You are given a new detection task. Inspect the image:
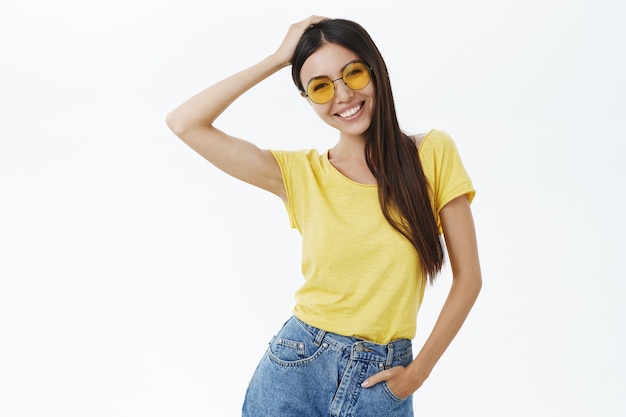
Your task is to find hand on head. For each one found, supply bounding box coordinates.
[274,15,329,67]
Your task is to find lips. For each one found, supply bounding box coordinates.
[336,102,363,118]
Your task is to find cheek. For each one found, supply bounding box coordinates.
[365,83,376,100]
[310,103,332,119]
[365,86,376,112]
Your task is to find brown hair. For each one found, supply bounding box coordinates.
[291,19,444,282]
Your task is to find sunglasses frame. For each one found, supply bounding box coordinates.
[303,60,373,104]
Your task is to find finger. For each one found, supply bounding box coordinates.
[361,369,392,388]
[307,15,329,23]
[301,15,329,29]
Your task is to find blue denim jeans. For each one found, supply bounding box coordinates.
[242,316,414,417]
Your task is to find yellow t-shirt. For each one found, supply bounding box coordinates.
[271,129,475,343]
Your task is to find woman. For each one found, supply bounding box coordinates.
[166,15,482,417]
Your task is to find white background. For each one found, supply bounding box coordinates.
[1,0,625,415]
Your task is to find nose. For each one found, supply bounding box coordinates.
[333,79,354,102]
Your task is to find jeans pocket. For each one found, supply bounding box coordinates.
[381,381,410,402]
[267,338,328,367]
[266,318,329,367]
[379,344,413,402]
[273,337,306,361]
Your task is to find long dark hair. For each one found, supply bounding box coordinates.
[291,19,444,283]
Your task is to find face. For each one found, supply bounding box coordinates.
[299,43,375,140]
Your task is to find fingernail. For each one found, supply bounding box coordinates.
[361,380,370,387]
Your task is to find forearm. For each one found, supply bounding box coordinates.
[407,273,482,385]
[166,53,287,135]
[166,16,326,137]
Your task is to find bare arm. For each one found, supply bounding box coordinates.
[165,16,327,200]
[362,195,482,397]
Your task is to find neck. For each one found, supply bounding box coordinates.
[331,133,366,160]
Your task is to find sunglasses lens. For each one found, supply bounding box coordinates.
[343,62,371,90]
[305,62,371,104]
[307,78,335,104]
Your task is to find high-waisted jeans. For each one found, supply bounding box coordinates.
[242,316,414,417]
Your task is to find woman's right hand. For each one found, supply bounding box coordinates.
[273,15,328,67]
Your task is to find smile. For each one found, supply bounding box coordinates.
[336,102,363,119]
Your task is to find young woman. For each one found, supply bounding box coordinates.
[167,15,482,417]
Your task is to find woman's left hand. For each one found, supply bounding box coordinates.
[361,196,482,401]
[361,366,422,399]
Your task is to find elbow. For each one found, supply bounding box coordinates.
[470,271,483,298]
[474,275,483,297]
[165,110,186,137]
[454,269,482,298]
[166,110,212,140]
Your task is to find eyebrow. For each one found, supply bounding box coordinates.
[306,60,363,83]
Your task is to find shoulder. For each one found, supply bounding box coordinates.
[413,129,467,178]
[408,129,454,156]
[270,148,324,173]
[412,129,456,149]
[410,132,428,149]
[271,148,322,162]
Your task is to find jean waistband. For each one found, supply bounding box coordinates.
[293,316,412,367]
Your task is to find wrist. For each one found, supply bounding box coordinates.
[406,360,431,388]
[266,52,291,70]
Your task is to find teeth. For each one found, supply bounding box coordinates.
[338,104,362,118]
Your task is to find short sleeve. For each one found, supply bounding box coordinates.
[419,130,475,232]
[270,150,298,229]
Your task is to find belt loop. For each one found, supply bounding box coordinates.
[313,329,326,347]
[385,342,394,369]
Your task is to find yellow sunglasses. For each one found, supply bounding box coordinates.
[303,61,373,104]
